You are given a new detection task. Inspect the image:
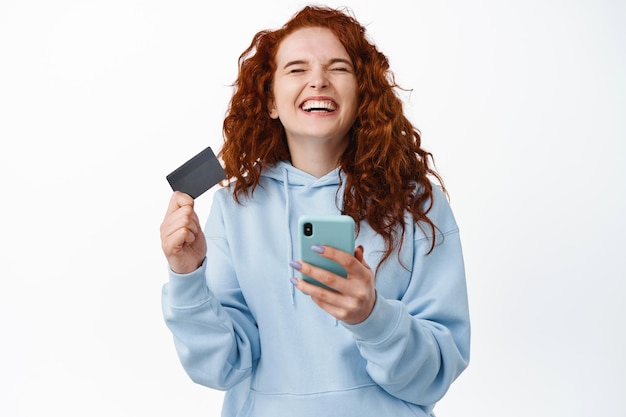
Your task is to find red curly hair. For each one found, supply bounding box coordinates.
[220,5,445,266]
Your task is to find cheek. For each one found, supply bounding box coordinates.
[345,89,359,117]
[273,90,296,112]
[342,79,359,107]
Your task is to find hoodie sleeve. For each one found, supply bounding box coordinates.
[161,197,260,390]
[342,190,470,406]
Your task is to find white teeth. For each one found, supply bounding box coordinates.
[301,100,336,112]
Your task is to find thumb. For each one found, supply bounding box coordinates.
[354,245,370,267]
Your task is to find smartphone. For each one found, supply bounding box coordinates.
[297,215,356,290]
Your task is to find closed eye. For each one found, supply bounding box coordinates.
[283,60,308,74]
[328,58,353,73]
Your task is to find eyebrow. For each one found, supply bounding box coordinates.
[282,58,353,70]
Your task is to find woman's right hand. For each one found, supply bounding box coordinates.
[160,191,207,274]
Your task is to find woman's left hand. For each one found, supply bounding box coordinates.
[291,245,376,325]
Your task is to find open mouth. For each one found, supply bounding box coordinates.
[301,100,337,113]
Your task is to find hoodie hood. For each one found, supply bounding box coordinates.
[261,161,343,188]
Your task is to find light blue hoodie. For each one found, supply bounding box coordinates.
[162,161,470,417]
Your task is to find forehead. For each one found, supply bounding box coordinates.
[275,27,350,63]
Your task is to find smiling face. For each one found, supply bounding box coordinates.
[269,26,359,151]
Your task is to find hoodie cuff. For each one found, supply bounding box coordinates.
[342,294,402,343]
[166,257,210,308]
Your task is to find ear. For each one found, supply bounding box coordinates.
[268,98,279,119]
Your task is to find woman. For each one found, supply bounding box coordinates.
[160,5,470,416]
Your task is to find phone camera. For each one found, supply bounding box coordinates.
[303,222,313,237]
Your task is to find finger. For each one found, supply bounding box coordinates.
[315,245,366,277]
[354,245,364,261]
[162,227,197,254]
[295,261,347,293]
[161,204,201,239]
[160,199,203,258]
[165,191,195,217]
[354,245,371,269]
[292,276,344,306]
[293,277,366,322]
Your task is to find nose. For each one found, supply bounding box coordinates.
[309,66,329,89]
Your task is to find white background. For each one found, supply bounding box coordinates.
[1,0,624,416]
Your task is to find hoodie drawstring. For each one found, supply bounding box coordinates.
[283,168,296,305]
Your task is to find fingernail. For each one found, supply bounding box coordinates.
[311,245,325,254]
[289,260,302,270]
[290,277,299,286]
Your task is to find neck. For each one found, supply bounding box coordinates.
[288,137,346,178]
